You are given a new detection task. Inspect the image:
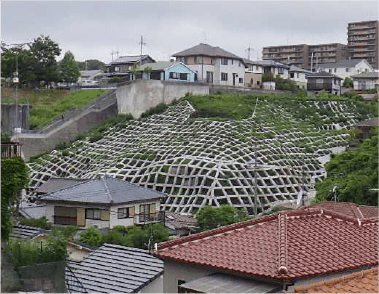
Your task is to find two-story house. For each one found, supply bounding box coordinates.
[254,60,290,79]
[316,59,373,80]
[105,55,156,78]
[289,65,312,90]
[40,176,165,229]
[172,43,246,86]
[307,71,342,95]
[351,71,379,91]
[243,58,264,88]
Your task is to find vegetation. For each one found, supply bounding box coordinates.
[197,205,249,231]
[18,216,52,230]
[140,102,168,118]
[77,59,105,71]
[59,51,80,84]
[1,157,29,241]
[8,237,67,267]
[79,223,169,249]
[343,77,352,88]
[315,127,378,205]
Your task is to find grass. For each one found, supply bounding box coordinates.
[1,87,105,129]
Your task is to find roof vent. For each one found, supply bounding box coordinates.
[278,266,288,275]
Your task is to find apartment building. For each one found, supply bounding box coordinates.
[347,20,379,69]
[262,43,347,70]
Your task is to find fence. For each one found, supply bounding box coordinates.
[1,142,22,158]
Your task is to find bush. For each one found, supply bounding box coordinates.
[89,131,103,143]
[79,226,103,246]
[343,77,352,88]
[262,72,275,82]
[140,103,168,118]
[18,216,52,230]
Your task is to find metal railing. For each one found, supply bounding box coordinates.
[134,211,165,225]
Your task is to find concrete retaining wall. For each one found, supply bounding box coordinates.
[1,103,29,133]
[116,80,209,118]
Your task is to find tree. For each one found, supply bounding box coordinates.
[315,127,378,206]
[28,35,61,87]
[197,204,249,232]
[262,72,275,82]
[78,226,102,245]
[77,59,105,71]
[1,157,29,241]
[59,51,80,84]
[343,77,352,88]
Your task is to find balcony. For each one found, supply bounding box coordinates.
[307,82,334,91]
[134,211,165,225]
[1,142,22,158]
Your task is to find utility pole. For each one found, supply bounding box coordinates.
[111,49,115,62]
[139,35,146,66]
[116,47,119,59]
[310,52,314,72]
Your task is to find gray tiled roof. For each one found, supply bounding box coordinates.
[289,65,312,74]
[254,60,290,68]
[308,71,342,79]
[109,55,155,65]
[35,177,89,194]
[40,177,164,205]
[242,58,264,66]
[66,243,164,293]
[19,202,47,219]
[351,71,379,79]
[10,224,45,239]
[172,43,244,62]
[317,59,367,69]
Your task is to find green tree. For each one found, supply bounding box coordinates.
[315,127,378,205]
[262,72,275,82]
[77,59,105,71]
[197,204,249,231]
[1,157,29,241]
[79,226,102,246]
[28,35,61,87]
[343,77,352,88]
[59,51,80,83]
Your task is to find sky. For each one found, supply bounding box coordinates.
[1,1,378,64]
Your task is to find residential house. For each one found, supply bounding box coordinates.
[152,202,378,293]
[289,65,312,90]
[349,117,378,141]
[10,223,45,239]
[66,243,164,293]
[34,177,89,198]
[254,60,290,79]
[243,58,264,88]
[290,267,378,293]
[316,59,373,80]
[172,43,246,86]
[165,212,198,237]
[307,71,342,95]
[135,61,196,82]
[351,71,379,90]
[78,70,104,86]
[105,55,156,78]
[39,176,165,229]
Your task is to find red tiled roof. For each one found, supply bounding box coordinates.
[153,206,378,281]
[291,266,378,293]
[306,201,378,220]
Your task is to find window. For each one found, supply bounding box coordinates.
[194,56,201,64]
[169,72,180,79]
[239,78,243,83]
[221,72,228,81]
[290,73,295,78]
[221,58,228,65]
[346,68,350,72]
[334,68,337,73]
[278,68,284,74]
[115,66,120,72]
[329,69,332,73]
[180,73,188,80]
[118,207,129,219]
[297,73,300,78]
[316,78,324,84]
[86,208,101,220]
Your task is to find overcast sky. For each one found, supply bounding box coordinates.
[2,1,378,64]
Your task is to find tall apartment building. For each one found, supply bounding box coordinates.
[262,43,347,70]
[347,20,379,69]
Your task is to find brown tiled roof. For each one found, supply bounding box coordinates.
[353,117,378,127]
[153,206,378,281]
[292,266,378,293]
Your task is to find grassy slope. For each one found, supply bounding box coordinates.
[1,87,105,129]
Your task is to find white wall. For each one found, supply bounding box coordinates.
[319,61,373,80]
[139,274,163,293]
[353,79,378,90]
[271,67,289,79]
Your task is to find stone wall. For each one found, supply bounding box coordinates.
[116,80,209,118]
[1,103,29,133]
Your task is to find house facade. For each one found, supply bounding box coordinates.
[153,202,378,293]
[136,61,196,82]
[255,60,290,79]
[172,43,246,86]
[243,58,264,88]
[289,65,312,90]
[105,55,156,78]
[351,71,379,90]
[40,177,165,229]
[316,59,374,80]
[307,71,342,95]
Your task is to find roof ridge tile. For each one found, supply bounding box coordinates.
[278,213,288,275]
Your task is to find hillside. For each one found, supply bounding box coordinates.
[27,92,376,215]
[1,88,105,129]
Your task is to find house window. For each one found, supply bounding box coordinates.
[297,73,300,78]
[316,78,324,84]
[334,68,337,73]
[86,208,101,220]
[115,66,120,72]
[221,73,228,81]
[118,207,130,219]
[221,58,228,65]
[290,73,295,78]
[239,78,243,83]
[278,68,284,74]
[346,68,350,72]
[329,69,332,73]
[180,73,188,80]
[169,72,180,79]
[194,56,201,64]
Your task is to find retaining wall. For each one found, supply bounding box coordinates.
[1,103,29,133]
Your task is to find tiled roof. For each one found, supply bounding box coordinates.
[351,71,379,79]
[289,65,312,74]
[254,60,290,68]
[153,206,378,281]
[136,61,196,73]
[108,55,155,65]
[19,202,47,219]
[292,266,378,293]
[172,43,244,62]
[66,243,163,293]
[308,71,342,79]
[35,177,88,194]
[317,59,366,69]
[165,212,198,230]
[10,224,45,239]
[40,177,165,205]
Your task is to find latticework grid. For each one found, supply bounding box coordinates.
[27,98,371,215]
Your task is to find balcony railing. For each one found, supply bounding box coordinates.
[307,82,334,91]
[1,142,22,158]
[134,211,165,225]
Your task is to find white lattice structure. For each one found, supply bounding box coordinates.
[27,98,371,215]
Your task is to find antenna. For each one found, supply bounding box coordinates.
[202,31,207,44]
[116,47,119,59]
[139,35,146,65]
[111,49,115,62]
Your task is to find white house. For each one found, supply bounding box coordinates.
[172,43,246,87]
[289,65,312,90]
[39,176,165,229]
[316,59,373,80]
[351,71,379,91]
[254,60,290,79]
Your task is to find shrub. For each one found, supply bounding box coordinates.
[89,131,103,143]
[18,216,52,230]
[79,226,102,246]
[343,77,352,88]
[262,72,275,82]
